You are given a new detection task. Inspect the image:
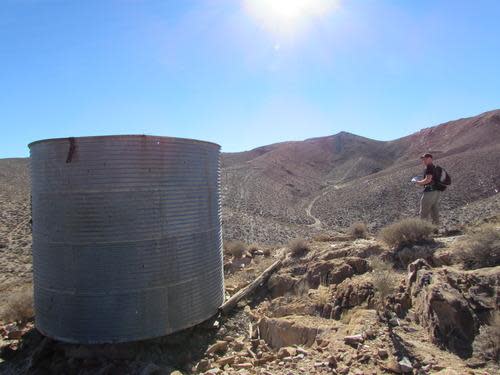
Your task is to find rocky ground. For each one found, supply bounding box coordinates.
[0,158,32,308]
[1,219,498,374]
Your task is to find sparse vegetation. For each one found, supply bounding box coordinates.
[314,276,330,306]
[369,257,393,273]
[349,222,369,239]
[248,243,259,254]
[369,258,396,309]
[316,285,330,306]
[288,237,310,257]
[224,240,248,258]
[379,218,435,249]
[473,310,500,363]
[0,286,34,323]
[454,224,500,269]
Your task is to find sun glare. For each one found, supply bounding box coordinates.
[244,0,338,38]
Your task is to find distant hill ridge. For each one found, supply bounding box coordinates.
[221,109,500,242]
[0,109,499,244]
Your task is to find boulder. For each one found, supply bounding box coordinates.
[267,274,299,298]
[408,267,476,357]
[407,264,500,358]
[277,346,297,358]
[205,341,228,355]
[258,316,324,348]
[307,257,369,288]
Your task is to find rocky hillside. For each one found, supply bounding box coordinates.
[222,110,500,243]
[2,220,499,374]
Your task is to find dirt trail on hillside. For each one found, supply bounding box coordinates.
[306,184,345,229]
[306,194,322,229]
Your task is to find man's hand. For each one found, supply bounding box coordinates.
[416,174,433,186]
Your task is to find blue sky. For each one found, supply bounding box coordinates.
[1,0,499,157]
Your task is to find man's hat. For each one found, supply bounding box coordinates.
[420,153,433,159]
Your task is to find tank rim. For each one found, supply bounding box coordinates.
[28,134,220,149]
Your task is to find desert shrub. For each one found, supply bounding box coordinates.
[316,285,330,306]
[288,238,310,257]
[372,272,395,307]
[454,225,500,269]
[349,222,369,239]
[369,258,396,308]
[224,240,247,258]
[380,218,435,249]
[473,310,500,363]
[369,257,393,272]
[248,243,259,254]
[0,287,34,323]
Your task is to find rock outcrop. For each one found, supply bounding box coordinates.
[407,259,499,358]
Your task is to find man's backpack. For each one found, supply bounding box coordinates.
[434,166,451,191]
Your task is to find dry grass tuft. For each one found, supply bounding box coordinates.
[316,285,330,306]
[0,286,34,323]
[224,240,248,258]
[370,257,392,273]
[473,310,500,363]
[288,238,310,258]
[379,218,435,249]
[349,222,369,239]
[454,225,500,269]
[369,258,396,309]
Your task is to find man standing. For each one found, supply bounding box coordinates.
[415,153,441,226]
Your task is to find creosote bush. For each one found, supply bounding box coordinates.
[288,238,310,258]
[349,222,369,239]
[454,225,500,269]
[379,218,435,249]
[473,310,500,363]
[224,240,247,258]
[0,286,34,323]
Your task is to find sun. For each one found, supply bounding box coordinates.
[243,0,338,39]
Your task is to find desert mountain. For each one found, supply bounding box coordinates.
[222,110,500,242]
[0,110,498,248]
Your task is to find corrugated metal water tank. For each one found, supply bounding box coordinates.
[29,135,224,344]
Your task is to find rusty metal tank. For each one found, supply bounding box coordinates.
[29,135,223,343]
